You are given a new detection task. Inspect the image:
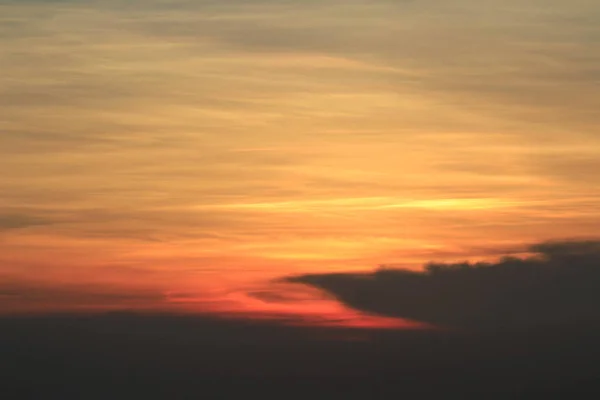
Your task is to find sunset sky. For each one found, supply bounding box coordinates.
[1,0,599,323]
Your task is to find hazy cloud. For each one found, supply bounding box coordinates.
[0,279,165,312]
[0,213,51,231]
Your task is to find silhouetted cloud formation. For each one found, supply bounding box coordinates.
[286,239,600,331]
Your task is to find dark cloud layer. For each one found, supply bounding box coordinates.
[3,311,600,397]
[286,239,600,331]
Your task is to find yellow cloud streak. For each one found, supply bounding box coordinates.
[195,197,517,212]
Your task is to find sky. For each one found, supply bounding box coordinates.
[1,0,599,323]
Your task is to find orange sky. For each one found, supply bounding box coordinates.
[1,0,599,326]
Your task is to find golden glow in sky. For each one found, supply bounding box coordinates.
[1,0,599,325]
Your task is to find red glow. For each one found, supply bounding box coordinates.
[166,282,428,329]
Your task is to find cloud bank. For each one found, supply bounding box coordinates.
[286,239,600,331]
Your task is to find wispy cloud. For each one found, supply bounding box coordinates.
[0,0,598,309]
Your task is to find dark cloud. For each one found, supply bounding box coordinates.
[286,239,600,331]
